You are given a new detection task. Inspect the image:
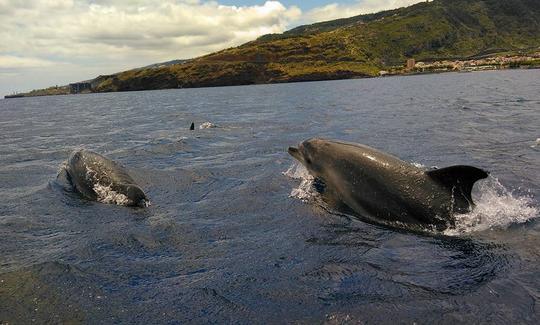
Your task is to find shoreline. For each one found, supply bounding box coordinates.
[4,61,539,99]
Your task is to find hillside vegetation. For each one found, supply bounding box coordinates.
[17,0,540,95]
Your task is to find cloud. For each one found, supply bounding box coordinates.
[304,0,425,23]
[0,55,55,69]
[0,1,301,68]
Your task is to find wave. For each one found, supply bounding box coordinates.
[444,177,538,235]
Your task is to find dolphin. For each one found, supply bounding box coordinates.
[288,138,489,230]
[66,149,148,207]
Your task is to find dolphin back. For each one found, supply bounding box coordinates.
[426,165,489,213]
[66,149,148,207]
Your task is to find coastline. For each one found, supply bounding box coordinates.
[4,55,539,99]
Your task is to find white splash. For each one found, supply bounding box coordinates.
[411,162,440,170]
[93,183,130,206]
[444,177,538,236]
[86,165,130,206]
[199,122,217,129]
[283,162,318,202]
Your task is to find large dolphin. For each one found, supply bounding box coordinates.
[66,149,148,207]
[288,138,489,230]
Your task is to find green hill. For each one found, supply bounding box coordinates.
[14,0,540,95]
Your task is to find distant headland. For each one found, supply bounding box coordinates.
[6,0,540,99]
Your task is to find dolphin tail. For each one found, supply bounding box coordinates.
[426,165,489,210]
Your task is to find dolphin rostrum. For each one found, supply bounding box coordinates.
[288,138,488,230]
[66,149,148,207]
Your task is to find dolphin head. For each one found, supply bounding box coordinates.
[125,184,149,207]
[288,138,328,175]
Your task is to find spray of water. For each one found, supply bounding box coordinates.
[92,183,130,206]
[199,122,217,129]
[444,177,538,235]
[282,162,318,202]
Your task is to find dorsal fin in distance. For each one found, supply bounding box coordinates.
[426,165,489,203]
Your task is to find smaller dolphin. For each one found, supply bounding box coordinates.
[66,150,148,207]
[288,138,489,230]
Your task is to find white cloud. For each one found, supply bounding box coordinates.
[0,55,55,69]
[0,1,301,68]
[304,0,425,23]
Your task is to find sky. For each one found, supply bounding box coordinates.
[0,0,424,96]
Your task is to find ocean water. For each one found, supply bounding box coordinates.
[0,70,539,323]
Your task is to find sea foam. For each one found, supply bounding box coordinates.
[444,177,538,235]
[92,183,130,206]
[283,162,318,202]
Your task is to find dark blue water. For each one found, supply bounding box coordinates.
[1,70,539,324]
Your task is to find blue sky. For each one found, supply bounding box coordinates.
[0,0,423,96]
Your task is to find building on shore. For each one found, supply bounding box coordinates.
[406,58,416,70]
[69,82,92,94]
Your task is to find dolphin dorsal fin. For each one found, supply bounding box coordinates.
[426,165,489,204]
